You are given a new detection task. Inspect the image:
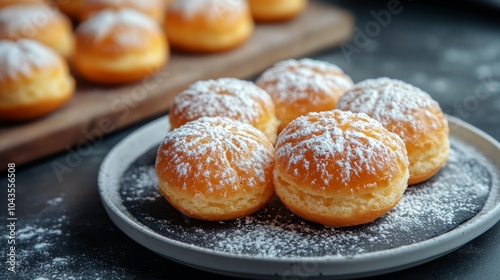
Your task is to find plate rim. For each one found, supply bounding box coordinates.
[98,115,500,279]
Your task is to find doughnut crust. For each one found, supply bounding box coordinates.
[53,0,84,19]
[273,110,409,227]
[155,116,275,221]
[165,0,254,53]
[0,4,75,58]
[72,8,168,84]
[0,39,75,121]
[248,0,307,22]
[336,77,450,185]
[256,58,354,132]
[78,0,165,23]
[0,0,46,8]
[169,77,280,144]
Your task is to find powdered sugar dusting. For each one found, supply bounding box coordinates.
[156,117,273,192]
[120,133,497,258]
[0,39,60,81]
[0,5,60,35]
[171,78,274,126]
[76,9,160,47]
[169,0,248,20]
[256,58,354,106]
[275,110,408,187]
[336,77,447,139]
[1,193,144,279]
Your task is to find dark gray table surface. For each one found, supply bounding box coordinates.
[1,0,499,279]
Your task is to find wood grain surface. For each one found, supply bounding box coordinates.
[0,1,354,169]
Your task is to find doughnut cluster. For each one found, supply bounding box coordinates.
[156,58,450,228]
[0,0,309,121]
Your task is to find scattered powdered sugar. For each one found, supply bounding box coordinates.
[0,39,60,81]
[76,9,160,47]
[275,110,408,187]
[0,5,61,35]
[1,194,71,278]
[121,165,161,201]
[336,77,447,139]
[120,134,497,258]
[47,197,64,206]
[0,192,141,279]
[256,58,354,106]
[170,78,274,126]
[156,116,273,192]
[169,0,248,20]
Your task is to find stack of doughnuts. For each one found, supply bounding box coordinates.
[0,0,312,121]
[155,59,451,228]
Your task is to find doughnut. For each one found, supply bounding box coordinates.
[0,39,75,121]
[78,0,165,23]
[0,4,75,58]
[0,0,47,9]
[273,110,409,228]
[256,58,354,132]
[165,0,254,53]
[335,77,450,185]
[155,116,275,221]
[52,0,84,19]
[248,0,308,22]
[169,77,280,144]
[72,8,169,84]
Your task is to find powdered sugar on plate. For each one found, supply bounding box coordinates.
[119,135,497,257]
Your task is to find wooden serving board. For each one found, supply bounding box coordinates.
[0,1,354,169]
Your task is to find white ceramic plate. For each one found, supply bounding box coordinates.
[98,115,500,279]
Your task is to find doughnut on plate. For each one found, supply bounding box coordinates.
[98,114,500,279]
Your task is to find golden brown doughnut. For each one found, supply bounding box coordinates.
[165,0,254,53]
[155,116,275,221]
[72,8,168,84]
[52,0,84,19]
[273,110,409,228]
[0,0,47,9]
[0,39,75,121]
[79,0,165,23]
[248,0,308,22]
[256,58,354,132]
[169,77,280,144]
[335,77,450,185]
[0,4,75,58]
